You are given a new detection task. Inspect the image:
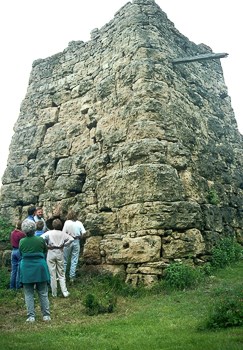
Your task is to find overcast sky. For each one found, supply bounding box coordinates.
[0,0,242,184]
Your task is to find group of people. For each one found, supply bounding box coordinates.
[10,206,86,323]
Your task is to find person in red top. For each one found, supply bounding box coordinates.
[10,221,26,289]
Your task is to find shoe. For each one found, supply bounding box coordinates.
[43,316,51,322]
[63,291,70,298]
[26,317,35,322]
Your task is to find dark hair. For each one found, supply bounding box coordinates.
[28,206,36,216]
[36,221,44,230]
[66,210,78,221]
[52,219,63,230]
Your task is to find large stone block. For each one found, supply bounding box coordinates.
[97,164,185,208]
[117,201,202,231]
[83,236,102,265]
[100,234,161,263]
[162,229,206,258]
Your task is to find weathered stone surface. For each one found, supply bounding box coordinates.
[126,261,169,275]
[39,107,59,126]
[126,273,159,287]
[117,201,202,231]
[162,229,206,258]
[0,0,242,283]
[97,164,185,209]
[80,263,125,276]
[100,234,161,264]
[83,236,102,265]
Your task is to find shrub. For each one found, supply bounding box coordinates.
[0,217,14,241]
[78,270,140,297]
[205,286,243,329]
[163,262,204,290]
[207,188,219,205]
[83,293,117,316]
[0,267,10,290]
[199,262,213,276]
[81,272,144,316]
[96,272,142,297]
[211,237,243,269]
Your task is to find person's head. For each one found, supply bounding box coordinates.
[52,219,63,230]
[21,220,36,237]
[36,221,44,231]
[15,220,22,230]
[36,207,43,218]
[66,210,78,221]
[27,206,36,217]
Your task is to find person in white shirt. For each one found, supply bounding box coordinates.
[34,207,48,232]
[42,219,74,297]
[63,210,86,282]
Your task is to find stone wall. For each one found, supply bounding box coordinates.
[0,0,242,285]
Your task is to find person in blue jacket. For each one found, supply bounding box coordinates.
[19,219,51,323]
[26,206,36,222]
[35,221,45,237]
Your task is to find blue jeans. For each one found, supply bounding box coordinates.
[64,239,80,279]
[23,282,50,318]
[10,248,21,289]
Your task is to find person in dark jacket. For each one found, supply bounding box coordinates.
[19,219,51,322]
[26,206,36,222]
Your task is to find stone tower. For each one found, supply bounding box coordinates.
[1,0,242,284]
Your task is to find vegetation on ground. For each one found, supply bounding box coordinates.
[0,235,243,349]
[0,263,243,349]
[204,284,243,329]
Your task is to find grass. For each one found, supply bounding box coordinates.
[0,263,243,350]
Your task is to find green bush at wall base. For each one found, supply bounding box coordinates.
[163,262,204,290]
[211,236,243,269]
[0,217,14,241]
